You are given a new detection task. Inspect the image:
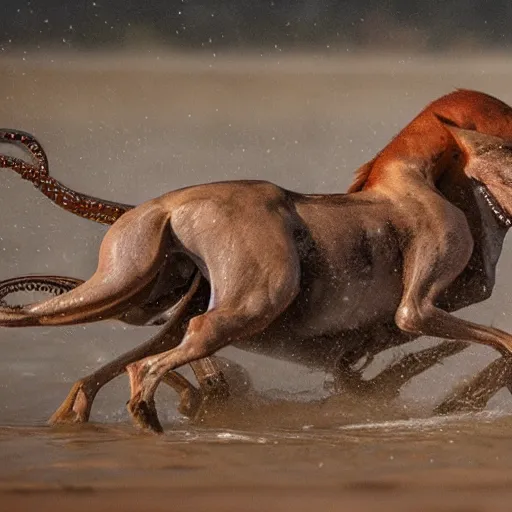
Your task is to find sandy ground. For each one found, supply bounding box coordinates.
[2,51,512,510]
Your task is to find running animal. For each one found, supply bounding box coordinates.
[3,91,512,432]
[0,126,464,424]
[3,89,512,430]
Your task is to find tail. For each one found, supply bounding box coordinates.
[0,129,134,225]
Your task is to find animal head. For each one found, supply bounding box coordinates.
[436,114,512,228]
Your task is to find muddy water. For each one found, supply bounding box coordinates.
[3,410,512,511]
[2,52,512,509]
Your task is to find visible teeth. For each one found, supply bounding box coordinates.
[477,184,512,227]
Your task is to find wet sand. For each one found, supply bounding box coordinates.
[3,51,512,510]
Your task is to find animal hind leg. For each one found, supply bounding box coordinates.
[0,204,170,326]
[126,246,301,432]
[48,335,238,424]
[40,270,198,424]
[49,349,233,424]
[126,308,284,433]
[0,272,240,423]
[49,320,188,424]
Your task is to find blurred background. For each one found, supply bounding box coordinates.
[0,0,512,425]
[2,0,512,52]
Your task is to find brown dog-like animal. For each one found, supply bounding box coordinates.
[0,127,453,423]
[3,90,512,433]
[4,89,512,426]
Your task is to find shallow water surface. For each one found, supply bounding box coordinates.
[3,411,512,511]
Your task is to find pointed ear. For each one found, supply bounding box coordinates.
[434,113,506,156]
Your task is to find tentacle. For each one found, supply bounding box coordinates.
[0,153,130,224]
[0,272,196,327]
[0,275,84,307]
[0,129,133,224]
[0,128,49,170]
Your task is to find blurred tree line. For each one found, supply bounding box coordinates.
[1,0,510,51]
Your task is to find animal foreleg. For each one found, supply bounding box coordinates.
[434,357,512,415]
[368,341,469,399]
[394,218,512,399]
[332,338,468,401]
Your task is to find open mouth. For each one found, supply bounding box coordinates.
[472,179,512,228]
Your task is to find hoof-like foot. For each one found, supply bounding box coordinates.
[160,370,202,419]
[330,369,377,397]
[191,373,232,422]
[176,387,202,418]
[127,397,163,434]
[190,359,254,422]
[202,372,230,403]
[127,361,163,433]
[48,381,93,425]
